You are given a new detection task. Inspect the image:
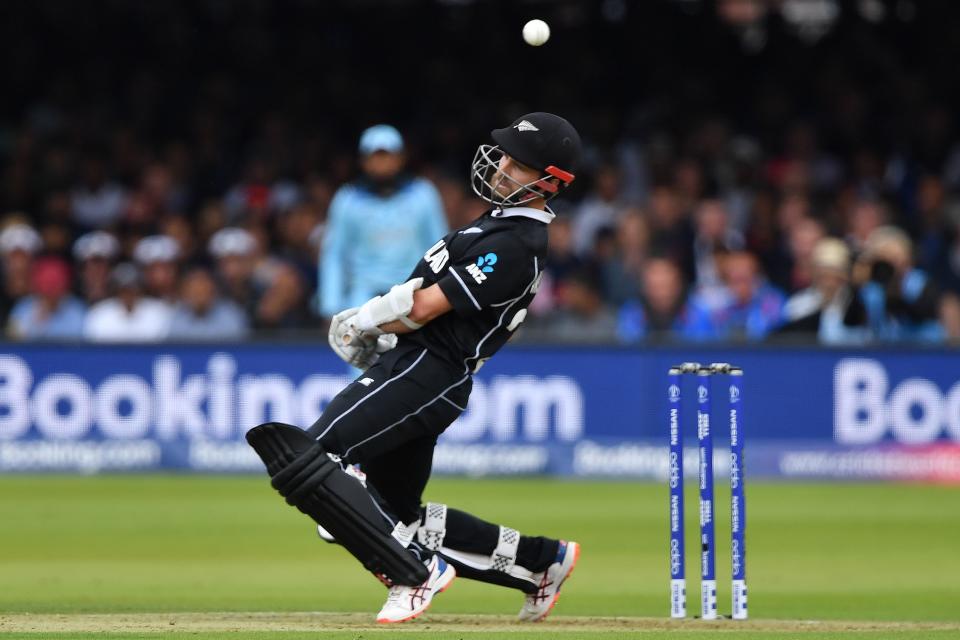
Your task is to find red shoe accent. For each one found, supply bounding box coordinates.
[375,571,456,624]
[532,542,580,622]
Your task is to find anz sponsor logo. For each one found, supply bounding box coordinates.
[465,253,497,284]
[0,355,584,444]
[834,358,960,445]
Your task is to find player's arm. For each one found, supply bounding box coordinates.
[347,276,447,338]
[378,283,452,334]
[328,277,439,368]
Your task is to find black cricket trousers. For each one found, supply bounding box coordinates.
[306,344,471,525]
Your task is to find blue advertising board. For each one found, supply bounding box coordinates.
[0,344,958,481]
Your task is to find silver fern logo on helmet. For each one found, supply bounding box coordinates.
[513,120,539,132]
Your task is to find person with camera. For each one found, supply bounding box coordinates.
[852,226,943,342]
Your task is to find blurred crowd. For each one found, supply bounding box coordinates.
[2,0,960,345]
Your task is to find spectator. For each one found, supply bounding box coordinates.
[276,203,323,296]
[617,257,690,341]
[852,226,943,342]
[783,217,826,293]
[0,222,43,325]
[160,215,199,264]
[70,155,127,229]
[683,251,785,341]
[168,267,249,341]
[910,175,949,270]
[138,163,189,220]
[533,216,583,317]
[8,257,86,340]
[941,292,960,344]
[646,185,693,278]
[37,190,75,257]
[224,158,301,222]
[533,267,619,342]
[573,163,625,254]
[845,198,887,254]
[779,238,868,344]
[319,124,447,317]
[133,235,180,302]
[602,209,648,307]
[84,263,172,342]
[73,231,119,305]
[931,216,960,295]
[209,227,305,329]
[691,198,745,307]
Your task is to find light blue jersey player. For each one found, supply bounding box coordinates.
[319,125,448,317]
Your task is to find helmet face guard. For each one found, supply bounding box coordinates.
[470,144,575,207]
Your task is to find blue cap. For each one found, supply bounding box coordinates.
[358,124,404,155]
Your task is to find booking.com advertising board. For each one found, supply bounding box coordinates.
[0,344,959,482]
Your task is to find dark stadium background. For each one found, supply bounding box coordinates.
[3,0,960,342]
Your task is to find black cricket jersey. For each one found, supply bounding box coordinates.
[397,206,551,374]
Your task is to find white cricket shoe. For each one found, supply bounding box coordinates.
[376,555,456,624]
[518,540,580,622]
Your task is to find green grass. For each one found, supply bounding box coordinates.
[0,476,959,639]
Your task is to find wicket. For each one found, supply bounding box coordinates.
[667,362,747,620]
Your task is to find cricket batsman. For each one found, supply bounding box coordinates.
[247,113,582,623]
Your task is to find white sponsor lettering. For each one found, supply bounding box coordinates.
[700,499,712,526]
[424,239,449,273]
[0,355,32,440]
[465,262,487,284]
[697,411,710,439]
[572,442,730,479]
[486,375,583,442]
[188,441,263,471]
[443,376,584,443]
[32,374,92,440]
[669,451,681,488]
[0,355,586,446]
[0,440,160,473]
[432,443,548,475]
[834,358,960,445]
[779,447,960,478]
[96,375,152,439]
[670,537,682,575]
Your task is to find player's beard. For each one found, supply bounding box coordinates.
[366,172,404,195]
[471,144,532,206]
[488,164,525,200]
